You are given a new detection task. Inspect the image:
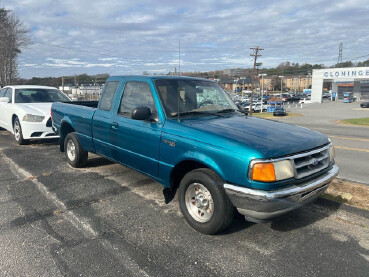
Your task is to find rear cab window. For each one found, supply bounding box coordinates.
[99,81,119,111]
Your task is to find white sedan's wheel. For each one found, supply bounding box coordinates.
[14,120,21,141]
[13,117,28,145]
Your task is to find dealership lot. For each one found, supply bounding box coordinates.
[0,127,368,276]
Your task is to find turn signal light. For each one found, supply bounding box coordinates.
[251,162,276,182]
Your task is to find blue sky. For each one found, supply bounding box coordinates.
[3,0,369,78]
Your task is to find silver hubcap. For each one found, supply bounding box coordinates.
[14,121,20,141]
[185,183,214,223]
[66,139,76,161]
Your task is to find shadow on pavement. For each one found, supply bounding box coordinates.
[221,198,342,234]
[85,156,115,168]
[270,198,341,232]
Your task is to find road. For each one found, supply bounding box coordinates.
[0,129,368,276]
[284,101,369,184]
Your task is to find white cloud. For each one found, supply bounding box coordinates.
[4,0,369,78]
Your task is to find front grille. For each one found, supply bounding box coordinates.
[46,117,52,127]
[292,146,330,179]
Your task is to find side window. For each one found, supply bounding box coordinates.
[118,82,156,116]
[0,88,6,97]
[4,88,12,102]
[99,81,119,111]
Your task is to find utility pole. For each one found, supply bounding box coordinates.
[249,46,263,115]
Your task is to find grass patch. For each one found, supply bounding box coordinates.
[340,117,369,126]
[324,178,369,210]
[251,112,303,118]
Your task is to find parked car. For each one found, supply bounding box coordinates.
[273,107,287,116]
[360,102,369,108]
[299,98,312,104]
[0,85,70,144]
[52,76,338,235]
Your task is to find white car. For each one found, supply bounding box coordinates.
[299,98,312,104]
[0,85,71,144]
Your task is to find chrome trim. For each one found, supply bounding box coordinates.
[224,165,338,221]
[248,143,332,180]
[226,164,338,201]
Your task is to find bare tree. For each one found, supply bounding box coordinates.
[0,7,30,87]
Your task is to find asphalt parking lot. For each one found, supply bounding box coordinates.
[282,100,369,184]
[0,127,368,276]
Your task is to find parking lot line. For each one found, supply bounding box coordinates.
[335,146,369,153]
[329,135,369,142]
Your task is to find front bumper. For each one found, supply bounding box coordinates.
[21,120,59,140]
[224,165,339,222]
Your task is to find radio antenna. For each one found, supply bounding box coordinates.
[177,41,181,122]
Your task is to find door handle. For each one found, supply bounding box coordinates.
[111,122,119,130]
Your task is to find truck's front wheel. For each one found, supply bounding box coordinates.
[178,169,234,235]
[64,132,88,168]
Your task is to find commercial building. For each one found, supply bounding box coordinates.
[284,76,312,92]
[311,67,369,102]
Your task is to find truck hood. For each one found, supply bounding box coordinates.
[16,103,52,116]
[180,115,329,158]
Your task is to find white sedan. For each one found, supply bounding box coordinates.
[0,85,71,144]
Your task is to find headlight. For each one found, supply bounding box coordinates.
[250,160,294,182]
[328,145,335,162]
[23,114,45,122]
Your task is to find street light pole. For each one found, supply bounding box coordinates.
[279,75,284,95]
[259,73,267,113]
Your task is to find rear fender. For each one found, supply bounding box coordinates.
[59,118,75,152]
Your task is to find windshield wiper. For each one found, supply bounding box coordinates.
[217,108,237,113]
[172,111,224,118]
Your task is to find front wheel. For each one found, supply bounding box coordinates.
[178,169,234,235]
[13,117,28,145]
[64,132,88,168]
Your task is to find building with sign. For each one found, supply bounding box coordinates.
[311,67,369,102]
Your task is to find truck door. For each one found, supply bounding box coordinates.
[92,81,120,158]
[109,81,162,178]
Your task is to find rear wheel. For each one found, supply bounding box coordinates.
[64,132,88,167]
[178,169,234,235]
[13,117,28,145]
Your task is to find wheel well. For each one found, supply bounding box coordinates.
[170,160,209,191]
[59,122,75,152]
[12,114,18,128]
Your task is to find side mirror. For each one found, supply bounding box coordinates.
[131,106,152,121]
[0,97,10,103]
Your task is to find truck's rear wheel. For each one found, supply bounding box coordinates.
[178,168,234,235]
[64,132,88,168]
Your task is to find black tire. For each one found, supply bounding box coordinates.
[178,168,234,235]
[64,132,88,168]
[13,117,28,145]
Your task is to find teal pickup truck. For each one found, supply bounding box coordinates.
[52,76,338,234]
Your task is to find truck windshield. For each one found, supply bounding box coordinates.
[15,88,71,103]
[155,79,237,118]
